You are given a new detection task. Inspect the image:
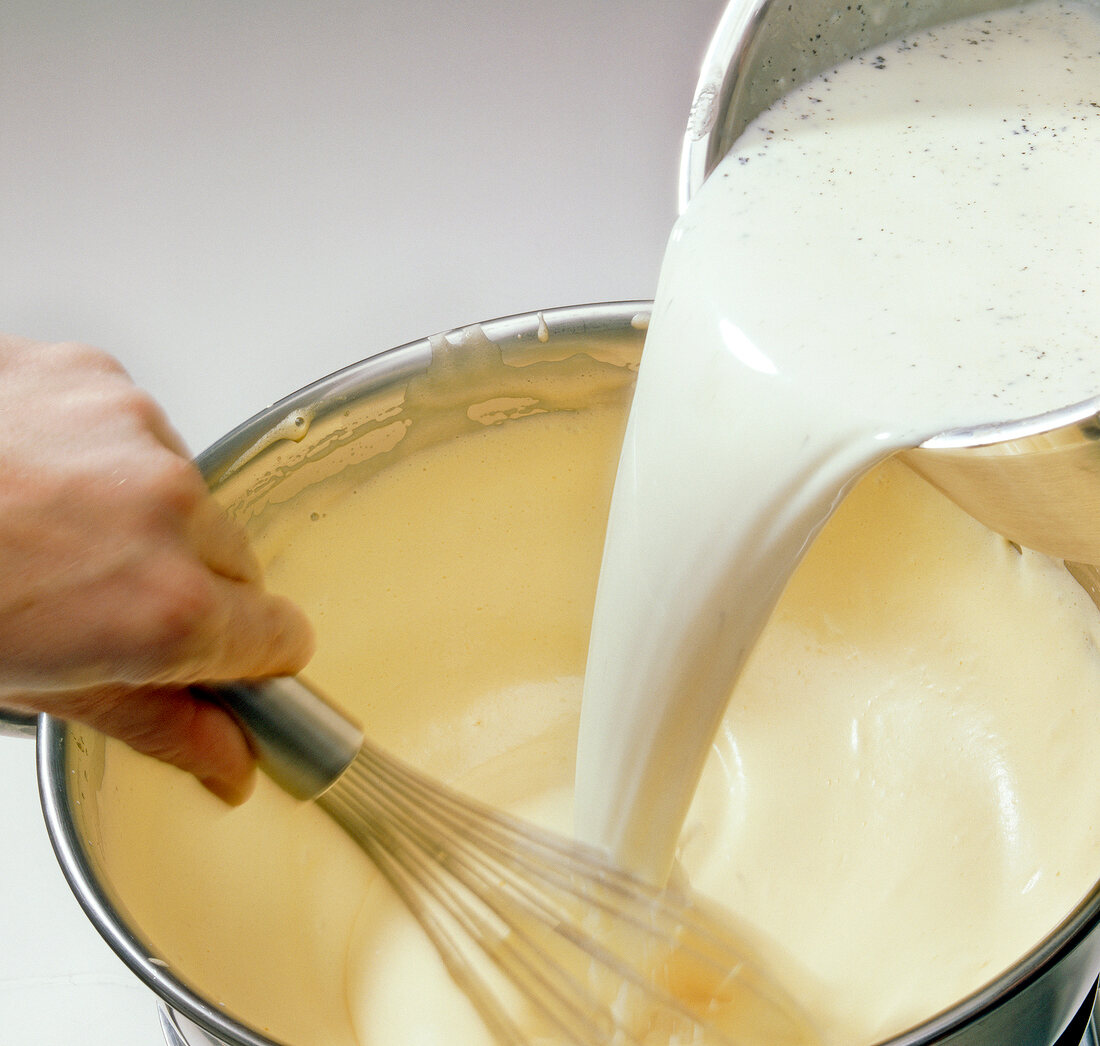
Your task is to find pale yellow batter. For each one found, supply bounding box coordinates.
[83,332,1100,1046]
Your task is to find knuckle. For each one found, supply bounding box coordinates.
[100,382,174,446]
[45,341,131,383]
[134,565,219,673]
[51,340,120,370]
[115,383,166,429]
[92,689,199,768]
[141,453,206,517]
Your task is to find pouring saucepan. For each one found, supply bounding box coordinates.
[682,0,1100,570]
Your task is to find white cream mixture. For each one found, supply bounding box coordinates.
[82,3,1100,1045]
[577,0,1100,881]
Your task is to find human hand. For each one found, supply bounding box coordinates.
[0,334,314,803]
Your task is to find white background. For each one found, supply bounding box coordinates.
[0,2,723,1043]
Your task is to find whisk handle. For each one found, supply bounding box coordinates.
[207,677,364,801]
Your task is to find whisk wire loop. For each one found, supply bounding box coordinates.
[219,677,818,1046]
[319,739,757,1046]
[350,739,758,988]
[322,760,623,1044]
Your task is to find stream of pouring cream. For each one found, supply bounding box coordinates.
[576,0,1100,883]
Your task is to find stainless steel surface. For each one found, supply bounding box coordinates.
[161,991,1100,1046]
[0,708,39,739]
[679,0,1100,567]
[1059,983,1100,1046]
[211,678,363,801]
[906,405,1100,565]
[159,1004,225,1046]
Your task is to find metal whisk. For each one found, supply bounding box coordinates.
[210,677,819,1046]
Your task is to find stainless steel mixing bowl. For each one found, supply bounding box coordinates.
[20,299,1100,1046]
